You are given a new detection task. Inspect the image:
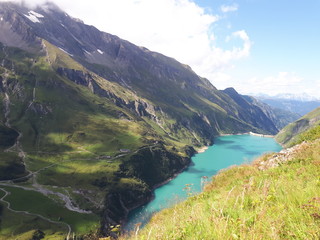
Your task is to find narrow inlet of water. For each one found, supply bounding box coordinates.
[125,134,282,231]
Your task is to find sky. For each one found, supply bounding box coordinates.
[2,0,320,98]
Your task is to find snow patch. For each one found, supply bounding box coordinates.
[0,17,3,21]
[24,11,44,24]
[24,14,40,23]
[59,47,73,56]
[29,11,44,18]
[97,49,104,55]
[84,50,92,56]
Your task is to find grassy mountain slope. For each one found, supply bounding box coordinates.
[0,34,256,239]
[0,2,288,239]
[125,127,320,240]
[0,41,197,238]
[275,107,320,147]
[0,42,150,238]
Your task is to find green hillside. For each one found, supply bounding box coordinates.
[275,107,320,147]
[0,42,149,238]
[0,41,198,238]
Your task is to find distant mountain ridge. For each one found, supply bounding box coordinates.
[274,93,319,101]
[0,2,290,238]
[254,93,320,116]
[253,92,320,102]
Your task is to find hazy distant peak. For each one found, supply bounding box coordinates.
[251,92,320,102]
[274,93,319,102]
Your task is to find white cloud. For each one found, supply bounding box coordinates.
[221,4,239,13]
[56,0,221,67]
[0,0,44,8]
[192,30,252,83]
[237,72,305,96]
[53,0,251,82]
[302,80,320,99]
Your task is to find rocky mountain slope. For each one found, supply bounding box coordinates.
[0,2,287,239]
[223,88,299,130]
[276,107,320,147]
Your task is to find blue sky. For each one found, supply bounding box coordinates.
[195,0,320,97]
[6,0,320,98]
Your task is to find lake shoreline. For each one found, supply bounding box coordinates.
[196,146,209,153]
[219,132,275,138]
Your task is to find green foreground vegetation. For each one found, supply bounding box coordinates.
[123,127,320,240]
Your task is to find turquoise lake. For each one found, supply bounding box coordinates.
[125,134,282,231]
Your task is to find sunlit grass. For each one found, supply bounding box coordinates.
[0,204,66,240]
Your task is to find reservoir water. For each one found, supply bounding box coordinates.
[125,134,282,231]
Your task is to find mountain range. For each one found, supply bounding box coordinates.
[255,94,320,116]
[0,2,301,239]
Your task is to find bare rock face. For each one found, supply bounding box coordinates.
[0,3,41,51]
[223,88,278,134]
[255,140,311,170]
[28,102,52,115]
[57,68,94,86]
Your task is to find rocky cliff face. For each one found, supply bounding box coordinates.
[222,88,278,134]
[241,94,300,130]
[0,2,287,238]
